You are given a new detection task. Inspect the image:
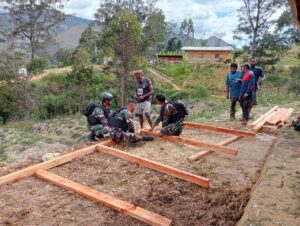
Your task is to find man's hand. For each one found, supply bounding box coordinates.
[135,96,143,101]
[243,93,249,99]
[226,94,229,99]
[159,133,163,137]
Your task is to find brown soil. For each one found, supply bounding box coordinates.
[0,126,278,226]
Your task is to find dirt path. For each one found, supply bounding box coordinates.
[31,66,72,81]
[238,127,300,226]
[148,68,182,90]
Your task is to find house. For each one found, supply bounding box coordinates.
[157,54,183,63]
[289,0,300,29]
[181,46,233,63]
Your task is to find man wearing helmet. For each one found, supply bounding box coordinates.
[86,92,114,141]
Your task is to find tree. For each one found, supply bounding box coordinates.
[4,0,65,91]
[180,18,194,45]
[77,25,99,63]
[53,48,73,67]
[234,0,282,56]
[142,9,166,53]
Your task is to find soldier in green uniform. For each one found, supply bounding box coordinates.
[86,92,114,141]
[108,100,154,143]
[150,94,186,136]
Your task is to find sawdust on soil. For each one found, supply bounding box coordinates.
[0,125,278,226]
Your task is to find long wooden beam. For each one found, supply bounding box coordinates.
[188,136,242,162]
[184,122,255,138]
[0,140,117,187]
[35,169,172,226]
[139,130,238,156]
[96,144,209,188]
[250,106,279,131]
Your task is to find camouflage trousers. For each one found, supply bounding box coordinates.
[161,121,184,136]
[109,128,141,143]
[89,124,111,137]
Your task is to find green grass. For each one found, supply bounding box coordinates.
[154,63,192,84]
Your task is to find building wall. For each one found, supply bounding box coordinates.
[183,50,231,63]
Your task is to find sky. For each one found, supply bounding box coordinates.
[63,0,246,45]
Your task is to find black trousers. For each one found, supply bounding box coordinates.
[240,96,252,121]
[230,98,240,119]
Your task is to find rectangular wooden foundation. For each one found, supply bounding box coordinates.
[35,169,172,226]
[96,144,209,188]
[139,130,238,156]
[0,140,116,187]
[188,136,242,161]
[184,122,256,138]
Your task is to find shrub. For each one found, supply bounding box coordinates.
[27,58,49,74]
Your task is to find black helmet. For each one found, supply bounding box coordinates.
[100,92,113,102]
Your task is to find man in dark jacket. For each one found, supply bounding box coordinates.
[250,57,264,107]
[240,64,255,125]
[150,94,186,136]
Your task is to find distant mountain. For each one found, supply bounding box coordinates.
[205,36,233,47]
[0,13,93,51]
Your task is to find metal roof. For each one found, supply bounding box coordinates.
[182,46,234,51]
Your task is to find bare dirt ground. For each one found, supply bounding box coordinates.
[0,122,279,226]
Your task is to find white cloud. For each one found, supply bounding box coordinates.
[62,0,245,43]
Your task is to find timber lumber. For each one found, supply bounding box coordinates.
[0,139,116,187]
[35,169,172,226]
[250,106,279,129]
[188,136,242,162]
[139,130,238,156]
[282,108,294,123]
[266,108,286,125]
[96,144,209,188]
[184,122,255,138]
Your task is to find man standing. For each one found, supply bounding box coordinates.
[134,69,154,129]
[250,57,264,107]
[150,94,187,136]
[86,92,113,141]
[225,63,243,120]
[108,100,154,143]
[240,64,255,125]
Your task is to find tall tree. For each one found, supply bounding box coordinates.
[180,18,194,45]
[4,0,65,91]
[234,0,282,56]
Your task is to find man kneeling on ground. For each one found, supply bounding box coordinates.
[150,94,187,136]
[108,100,154,143]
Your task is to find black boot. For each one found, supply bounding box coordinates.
[141,136,154,141]
[87,132,97,142]
[96,134,104,139]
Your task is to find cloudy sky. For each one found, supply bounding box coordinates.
[63,0,245,45]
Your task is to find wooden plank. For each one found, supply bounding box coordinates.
[0,139,117,187]
[96,144,209,188]
[282,108,294,123]
[139,130,238,156]
[188,136,242,162]
[184,122,255,138]
[250,106,279,128]
[35,169,172,226]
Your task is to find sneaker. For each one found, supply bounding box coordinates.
[141,136,154,141]
[87,132,97,142]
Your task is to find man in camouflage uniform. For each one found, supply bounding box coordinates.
[108,100,154,143]
[150,94,185,136]
[87,92,114,141]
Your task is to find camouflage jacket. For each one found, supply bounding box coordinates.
[155,103,179,127]
[91,104,110,126]
[111,108,135,132]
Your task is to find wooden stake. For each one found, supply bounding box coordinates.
[139,130,238,156]
[96,144,209,188]
[184,122,255,138]
[0,140,116,187]
[35,169,172,226]
[188,136,242,162]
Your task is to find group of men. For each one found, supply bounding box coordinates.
[86,70,186,143]
[225,58,264,125]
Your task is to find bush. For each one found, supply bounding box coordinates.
[27,58,49,74]
[40,94,68,119]
[189,84,210,99]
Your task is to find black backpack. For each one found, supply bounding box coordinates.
[160,101,189,124]
[84,103,104,126]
